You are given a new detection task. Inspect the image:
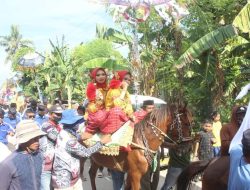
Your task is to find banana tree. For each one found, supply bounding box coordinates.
[41,37,75,107]
[173,2,250,119]
[176,2,250,68]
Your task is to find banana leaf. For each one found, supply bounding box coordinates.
[176,3,250,68]
[176,24,238,68]
[233,3,250,33]
[96,24,132,44]
[81,57,128,70]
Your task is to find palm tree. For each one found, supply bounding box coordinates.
[0,25,33,63]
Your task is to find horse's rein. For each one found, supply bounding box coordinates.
[147,121,177,145]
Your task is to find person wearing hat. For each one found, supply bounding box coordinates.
[35,104,49,127]
[3,107,20,129]
[52,109,110,190]
[228,128,250,190]
[220,105,247,156]
[110,99,156,190]
[40,104,64,190]
[134,100,155,124]
[0,120,46,190]
[134,100,161,190]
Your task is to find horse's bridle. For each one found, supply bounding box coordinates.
[133,109,192,165]
[168,110,193,144]
[147,110,192,145]
[147,121,177,144]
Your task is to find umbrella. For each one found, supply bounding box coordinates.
[18,52,45,103]
[130,94,166,105]
[18,52,45,68]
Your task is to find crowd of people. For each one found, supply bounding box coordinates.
[0,67,250,190]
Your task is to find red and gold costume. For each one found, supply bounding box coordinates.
[85,68,108,134]
[102,71,134,134]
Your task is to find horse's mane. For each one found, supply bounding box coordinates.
[134,105,171,133]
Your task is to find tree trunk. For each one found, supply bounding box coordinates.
[66,86,72,109]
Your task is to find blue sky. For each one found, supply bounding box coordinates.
[0,0,116,86]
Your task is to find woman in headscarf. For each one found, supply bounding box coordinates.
[81,68,109,140]
[101,70,134,136]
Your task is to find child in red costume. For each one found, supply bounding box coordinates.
[102,70,134,135]
[81,68,109,140]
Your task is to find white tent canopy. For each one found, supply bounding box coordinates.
[130,94,166,105]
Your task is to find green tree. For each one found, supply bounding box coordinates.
[0,25,33,64]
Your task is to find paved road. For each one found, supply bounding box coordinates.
[82,159,201,190]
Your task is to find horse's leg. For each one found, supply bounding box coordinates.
[89,158,100,190]
[125,171,142,190]
[125,151,148,190]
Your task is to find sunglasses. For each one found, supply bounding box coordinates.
[53,113,62,116]
[28,115,35,119]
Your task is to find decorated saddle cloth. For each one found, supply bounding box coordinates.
[83,121,134,156]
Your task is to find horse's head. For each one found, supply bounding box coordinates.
[166,103,194,156]
[134,104,193,156]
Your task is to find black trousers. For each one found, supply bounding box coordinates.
[140,153,160,190]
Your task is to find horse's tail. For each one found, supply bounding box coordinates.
[177,160,211,190]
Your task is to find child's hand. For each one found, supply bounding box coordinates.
[129,115,136,122]
[121,81,128,89]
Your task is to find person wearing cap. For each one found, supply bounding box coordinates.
[228,128,250,190]
[0,120,46,190]
[22,99,38,119]
[110,99,156,190]
[3,107,20,129]
[134,100,161,190]
[134,100,155,124]
[25,109,36,120]
[52,109,110,190]
[39,104,64,190]
[35,105,49,127]
[9,102,22,120]
[220,105,247,156]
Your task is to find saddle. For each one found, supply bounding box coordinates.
[83,121,134,155]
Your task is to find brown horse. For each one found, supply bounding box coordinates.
[87,104,193,190]
[177,156,229,190]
